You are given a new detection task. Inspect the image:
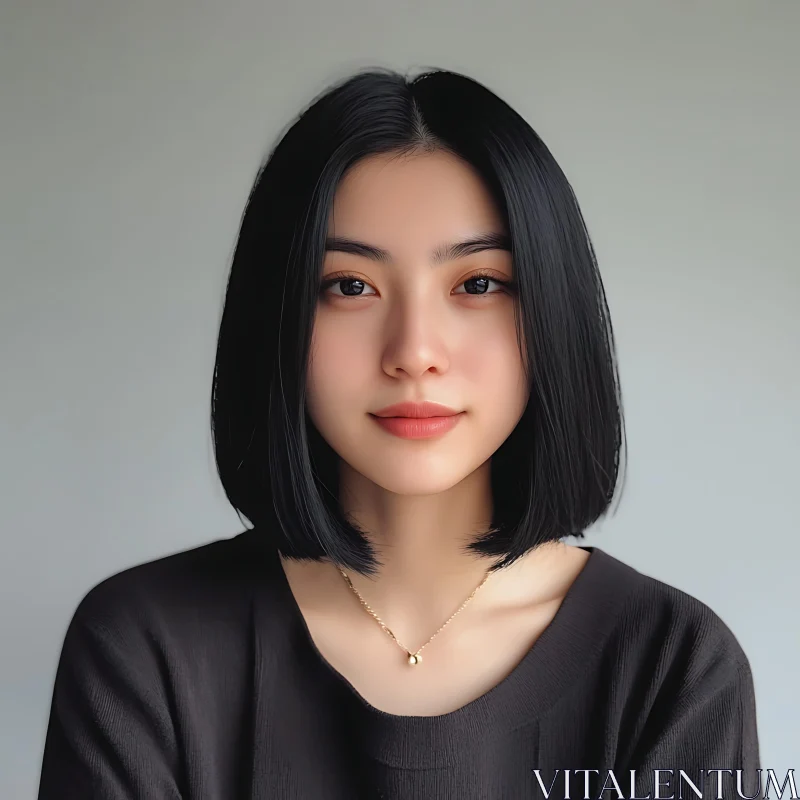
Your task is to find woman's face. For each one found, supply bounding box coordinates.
[305,149,529,496]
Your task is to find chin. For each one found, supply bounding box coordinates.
[365,465,475,496]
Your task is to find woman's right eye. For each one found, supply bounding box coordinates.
[320,275,377,297]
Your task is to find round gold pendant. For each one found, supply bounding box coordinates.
[408,653,422,665]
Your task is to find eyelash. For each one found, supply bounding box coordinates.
[319,270,515,298]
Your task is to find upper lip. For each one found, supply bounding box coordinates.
[371,401,462,418]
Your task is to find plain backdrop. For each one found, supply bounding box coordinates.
[1,1,797,796]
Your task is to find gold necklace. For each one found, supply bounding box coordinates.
[338,566,492,666]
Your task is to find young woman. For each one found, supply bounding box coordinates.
[38,67,761,799]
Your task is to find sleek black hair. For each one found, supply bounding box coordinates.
[211,66,627,576]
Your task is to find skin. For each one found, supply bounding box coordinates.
[281,149,590,715]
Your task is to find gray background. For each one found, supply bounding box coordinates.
[2,1,797,795]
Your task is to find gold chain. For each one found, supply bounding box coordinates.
[338,566,492,666]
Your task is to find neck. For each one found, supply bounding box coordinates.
[334,459,536,636]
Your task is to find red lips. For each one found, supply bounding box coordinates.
[371,401,462,418]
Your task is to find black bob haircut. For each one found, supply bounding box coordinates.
[211,66,627,576]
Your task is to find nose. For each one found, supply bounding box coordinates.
[379,294,451,380]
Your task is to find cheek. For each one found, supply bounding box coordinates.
[306,318,374,407]
[457,323,526,389]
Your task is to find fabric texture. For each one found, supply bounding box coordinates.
[37,527,761,799]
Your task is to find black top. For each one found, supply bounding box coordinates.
[37,527,761,799]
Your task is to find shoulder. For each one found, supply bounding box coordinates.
[40,529,283,793]
[588,547,754,695]
[65,527,280,659]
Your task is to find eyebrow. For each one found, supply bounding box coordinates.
[323,232,511,266]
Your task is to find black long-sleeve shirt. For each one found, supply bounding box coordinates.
[37,527,761,799]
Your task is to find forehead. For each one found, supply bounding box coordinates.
[328,151,505,241]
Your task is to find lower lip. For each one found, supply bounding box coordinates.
[370,412,465,440]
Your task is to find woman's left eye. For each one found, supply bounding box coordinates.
[454,274,510,295]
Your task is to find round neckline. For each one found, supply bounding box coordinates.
[266,540,627,766]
